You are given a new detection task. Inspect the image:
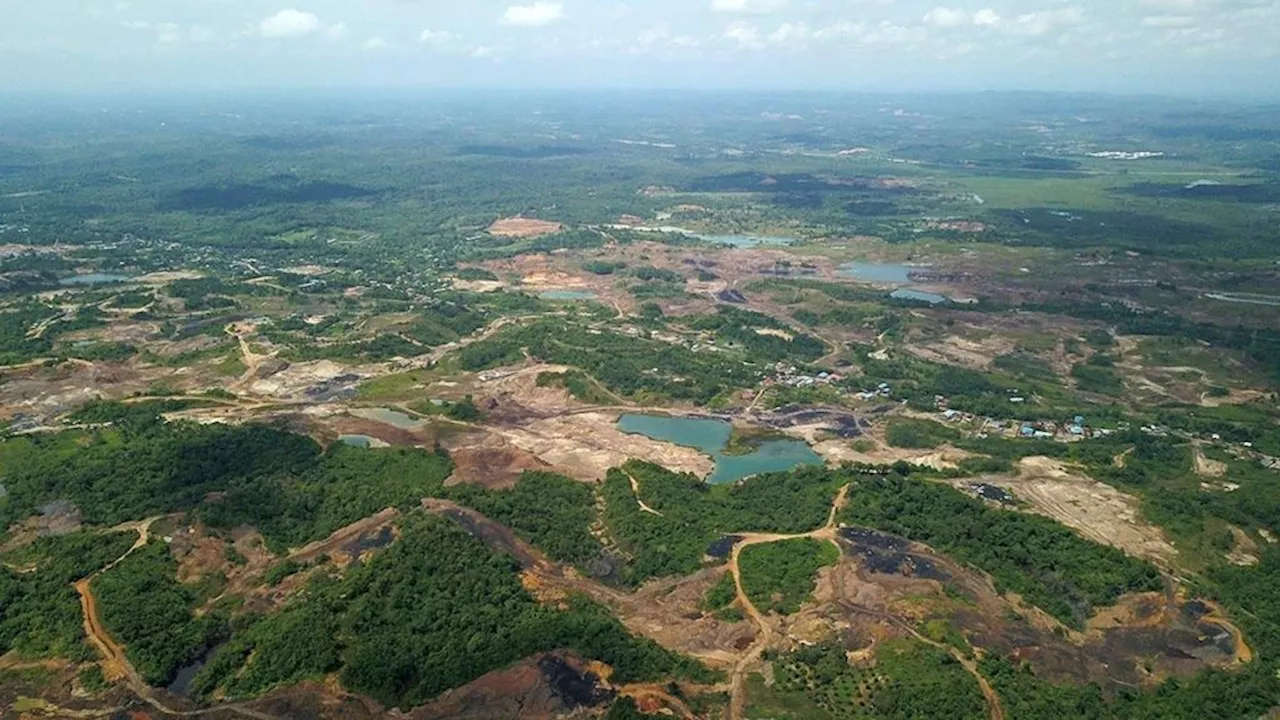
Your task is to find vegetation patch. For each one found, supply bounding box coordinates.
[192,514,710,708]
[0,531,137,660]
[739,538,838,615]
[601,462,844,586]
[766,639,987,719]
[884,418,961,450]
[95,541,225,686]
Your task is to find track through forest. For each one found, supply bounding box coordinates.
[65,481,1000,720]
[717,482,1004,720]
[73,517,283,720]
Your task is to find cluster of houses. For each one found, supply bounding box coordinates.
[767,362,846,390]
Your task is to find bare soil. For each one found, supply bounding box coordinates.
[444,433,551,490]
[487,218,565,239]
[966,457,1178,568]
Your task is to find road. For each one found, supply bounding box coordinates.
[74,517,282,720]
[624,470,665,517]
[725,484,847,720]
[721,482,1003,720]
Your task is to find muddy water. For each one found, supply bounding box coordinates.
[617,414,823,484]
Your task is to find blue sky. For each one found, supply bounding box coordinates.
[3,1,1278,96]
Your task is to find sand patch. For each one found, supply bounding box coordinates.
[488,217,564,239]
[493,411,714,481]
[812,438,968,471]
[1193,446,1228,477]
[973,457,1178,568]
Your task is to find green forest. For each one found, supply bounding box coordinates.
[190,514,712,708]
[0,530,136,660]
[739,539,840,615]
[94,541,225,686]
[601,462,845,585]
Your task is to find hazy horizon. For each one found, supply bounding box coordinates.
[4,1,1280,99]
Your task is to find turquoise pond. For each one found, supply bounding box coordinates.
[338,435,376,448]
[59,273,133,286]
[538,290,599,301]
[616,414,823,485]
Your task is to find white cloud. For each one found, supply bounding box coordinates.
[723,21,764,48]
[769,22,811,46]
[155,23,183,44]
[323,23,348,41]
[362,36,390,51]
[472,45,499,58]
[188,26,216,43]
[711,0,787,13]
[924,7,967,29]
[1014,7,1084,36]
[974,9,1001,27]
[420,29,459,45]
[259,9,321,39]
[501,3,566,27]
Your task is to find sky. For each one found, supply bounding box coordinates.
[2,0,1279,97]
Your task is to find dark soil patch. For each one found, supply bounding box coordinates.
[707,535,743,559]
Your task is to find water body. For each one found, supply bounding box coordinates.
[59,273,132,286]
[539,290,598,301]
[167,659,205,695]
[696,233,795,248]
[890,288,949,305]
[351,407,423,429]
[610,225,795,248]
[617,413,823,484]
[836,261,916,284]
[339,434,376,448]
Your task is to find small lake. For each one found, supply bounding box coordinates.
[59,273,132,286]
[539,290,598,301]
[836,261,919,284]
[891,288,949,305]
[617,413,823,484]
[350,407,423,429]
[167,659,205,695]
[339,434,376,448]
[696,233,795,248]
[612,225,796,248]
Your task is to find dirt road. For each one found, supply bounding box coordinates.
[625,470,665,517]
[721,482,1002,720]
[725,484,847,720]
[74,517,282,720]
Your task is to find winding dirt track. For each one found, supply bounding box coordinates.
[719,482,1003,720]
[624,470,665,517]
[74,518,281,720]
